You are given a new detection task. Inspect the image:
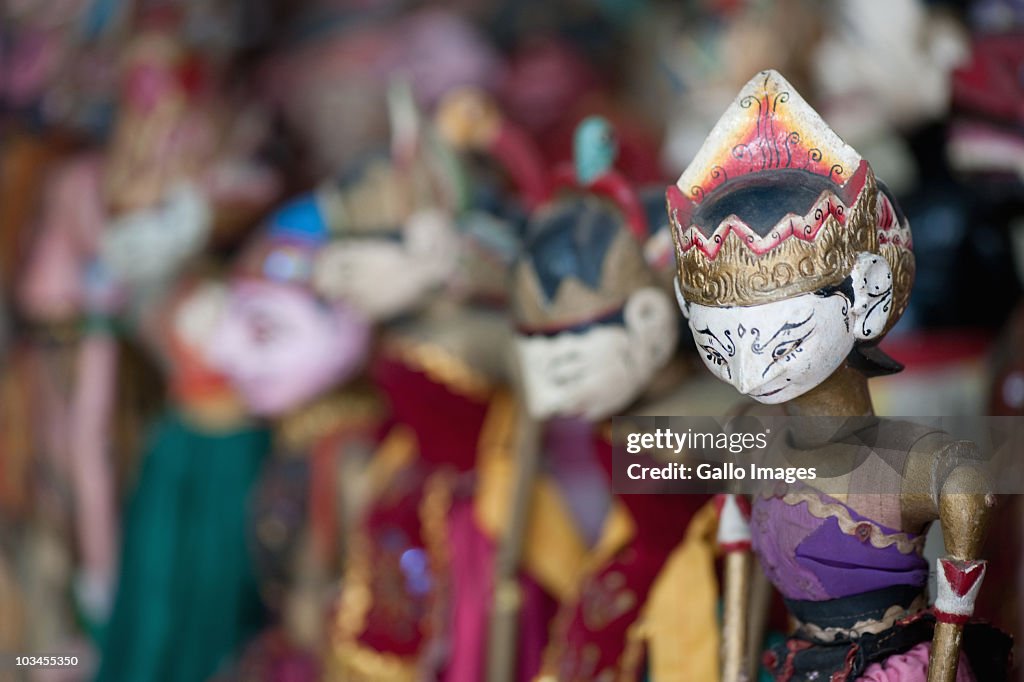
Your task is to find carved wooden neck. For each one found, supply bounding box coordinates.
[785,364,874,418]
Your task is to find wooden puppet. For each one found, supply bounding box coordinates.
[101,199,362,682]
[11,30,212,654]
[96,273,272,682]
[16,26,280,644]
[304,78,609,682]
[430,89,608,682]
[668,70,1007,682]
[309,91,489,679]
[509,116,719,682]
[201,196,377,680]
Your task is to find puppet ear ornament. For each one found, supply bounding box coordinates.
[668,70,914,339]
[849,252,894,341]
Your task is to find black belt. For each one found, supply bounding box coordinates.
[784,584,924,641]
[764,585,1011,681]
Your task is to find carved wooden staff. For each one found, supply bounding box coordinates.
[487,412,541,682]
[744,557,772,680]
[717,493,753,682]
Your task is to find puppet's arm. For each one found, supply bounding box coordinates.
[927,445,995,682]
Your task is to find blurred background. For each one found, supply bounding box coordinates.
[2,0,1024,680]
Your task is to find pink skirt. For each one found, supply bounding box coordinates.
[857,642,975,681]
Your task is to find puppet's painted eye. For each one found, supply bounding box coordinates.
[772,339,802,361]
[702,345,727,367]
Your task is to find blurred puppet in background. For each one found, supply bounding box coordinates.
[314,80,523,682]
[511,116,719,682]
[97,273,270,682]
[9,18,282,680]
[298,78,618,681]
[206,197,376,681]
[93,19,280,679]
[14,29,216,662]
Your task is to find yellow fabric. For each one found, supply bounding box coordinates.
[473,395,589,601]
[474,465,589,600]
[521,480,589,600]
[533,500,638,680]
[329,642,418,682]
[641,500,721,682]
[364,424,417,501]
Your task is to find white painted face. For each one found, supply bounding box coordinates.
[99,182,212,285]
[677,253,893,403]
[172,280,229,354]
[312,207,458,321]
[515,287,677,420]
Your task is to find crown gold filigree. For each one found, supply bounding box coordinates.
[675,169,874,306]
[668,70,914,332]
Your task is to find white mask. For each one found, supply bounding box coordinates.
[515,287,677,420]
[100,182,211,286]
[679,252,893,403]
[312,207,458,321]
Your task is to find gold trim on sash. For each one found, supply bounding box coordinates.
[379,336,494,401]
[537,500,720,681]
[329,425,420,681]
[276,389,382,453]
[364,425,418,501]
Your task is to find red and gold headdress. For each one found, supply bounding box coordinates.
[668,70,914,332]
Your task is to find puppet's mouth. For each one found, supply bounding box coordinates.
[752,386,786,398]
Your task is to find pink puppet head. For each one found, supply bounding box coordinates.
[206,195,371,417]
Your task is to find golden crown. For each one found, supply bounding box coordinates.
[668,71,914,332]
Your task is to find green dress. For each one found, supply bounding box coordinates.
[97,410,271,682]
